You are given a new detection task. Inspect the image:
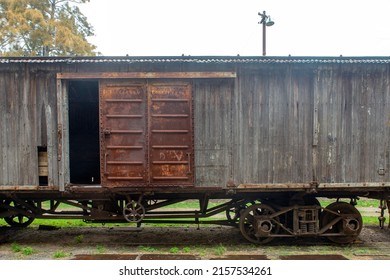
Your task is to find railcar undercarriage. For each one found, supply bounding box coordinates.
[1,189,383,245]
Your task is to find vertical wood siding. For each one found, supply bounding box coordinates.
[0,66,59,187]
[0,61,389,188]
[0,69,37,185]
[232,66,315,184]
[194,79,233,186]
[314,65,390,183]
[230,64,390,185]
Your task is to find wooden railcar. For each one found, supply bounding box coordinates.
[1,56,390,244]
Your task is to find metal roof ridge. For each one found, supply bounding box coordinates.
[0,56,390,64]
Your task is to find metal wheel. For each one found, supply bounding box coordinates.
[123,200,145,223]
[320,202,362,244]
[3,200,35,227]
[239,203,280,244]
[226,200,255,224]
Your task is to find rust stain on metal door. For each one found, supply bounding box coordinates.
[149,83,193,186]
[100,80,193,187]
[100,81,147,187]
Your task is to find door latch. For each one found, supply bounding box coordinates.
[103,128,111,136]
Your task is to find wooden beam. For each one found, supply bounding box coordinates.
[237,182,390,190]
[0,185,59,190]
[237,183,313,189]
[57,72,237,80]
[318,182,390,188]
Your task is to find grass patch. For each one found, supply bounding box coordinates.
[21,247,34,256]
[95,245,106,254]
[10,243,35,255]
[169,247,180,254]
[138,245,158,253]
[53,251,67,259]
[363,216,380,225]
[182,247,191,253]
[319,198,380,208]
[161,200,223,209]
[357,199,380,208]
[11,243,21,253]
[214,244,227,256]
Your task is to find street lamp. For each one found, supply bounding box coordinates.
[258,11,274,56]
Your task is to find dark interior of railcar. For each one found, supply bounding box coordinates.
[68,81,100,184]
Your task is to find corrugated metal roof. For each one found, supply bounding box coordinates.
[0,56,390,64]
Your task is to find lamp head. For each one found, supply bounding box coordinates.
[266,18,274,26]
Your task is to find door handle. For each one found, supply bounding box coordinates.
[103,128,111,136]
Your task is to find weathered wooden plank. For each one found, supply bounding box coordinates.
[317,68,331,183]
[329,66,341,183]
[340,70,353,182]
[296,68,314,183]
[0,185,57,190]
[22,67,38,185]
[35,72,48,148]
[56,79,70,190]
[287,67,297,182]
[384,66,390,182]
[238,183,312,189]
[46,72,59,187]
[0,73,6,185]
[8,72,19,185]
[257,71,270,182]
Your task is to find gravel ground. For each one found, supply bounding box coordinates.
[1,224,390,260]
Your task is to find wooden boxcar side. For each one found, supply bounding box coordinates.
[0,57,389,190]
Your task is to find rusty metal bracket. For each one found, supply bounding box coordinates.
[57,124,62,161]
[379,199,387,229]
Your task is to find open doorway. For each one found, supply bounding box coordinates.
[68,80,100,184]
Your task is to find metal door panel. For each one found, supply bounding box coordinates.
[100,81,194,187]
[100,82,147,187]
[149,83,193,186]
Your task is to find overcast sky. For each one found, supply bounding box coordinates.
[81,0,390,57]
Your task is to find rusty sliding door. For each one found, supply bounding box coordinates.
[100,81,147,187]
[100,80,194,188]
[149,82,193,186]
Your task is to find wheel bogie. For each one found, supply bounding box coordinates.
[236,199,363,245]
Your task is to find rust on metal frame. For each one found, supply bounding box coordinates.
[238,182,390,190]
[237,183,313,189]
[318,182,390,188]
[57,72,237,80]
[0,185,59,191]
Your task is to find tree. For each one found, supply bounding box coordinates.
[0,0,96,56]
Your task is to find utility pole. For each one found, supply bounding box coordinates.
[258,11,274,56]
